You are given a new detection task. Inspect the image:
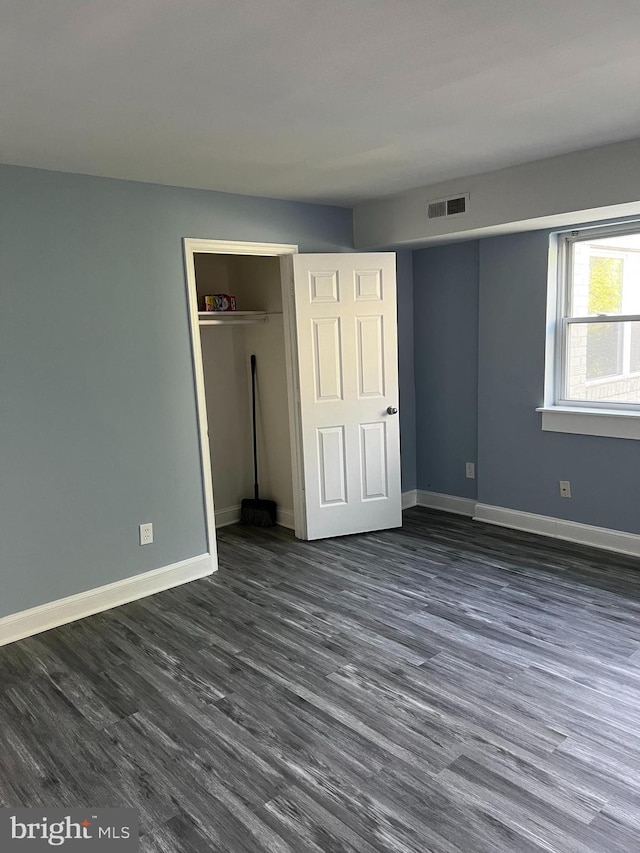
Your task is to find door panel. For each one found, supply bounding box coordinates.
[310,271,340,303]
[293,253,401,540]
[357,315,385,398]
[317,426,347,505]
[312,318,343,401]
[360,422,388,500]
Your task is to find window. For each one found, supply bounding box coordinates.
[561,226,640,406]
[539,222,640,440]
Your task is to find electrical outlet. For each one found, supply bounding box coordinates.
[465,462,476,479]
[139,522,153,545]
[559,481,571,498]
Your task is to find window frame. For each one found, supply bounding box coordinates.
[556,224,640,411]
[538,219,640,440]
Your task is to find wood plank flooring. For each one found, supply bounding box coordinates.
[2,507,640,851]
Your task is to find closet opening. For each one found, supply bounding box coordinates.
[183,239,303,565]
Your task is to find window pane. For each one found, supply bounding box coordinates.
[586,323,621,381]
[566,321,640,404]
[588,256,622,314]
[570,232,640,317]
[631,324,640,374]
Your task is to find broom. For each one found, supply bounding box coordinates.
[240,354,277,526]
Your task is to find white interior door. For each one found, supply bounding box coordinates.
[293,253,402,540]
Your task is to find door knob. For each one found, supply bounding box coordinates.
[386,406,398,415]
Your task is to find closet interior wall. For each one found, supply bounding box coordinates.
[195,253,295,528]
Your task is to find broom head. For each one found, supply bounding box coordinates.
[240,498,277,527]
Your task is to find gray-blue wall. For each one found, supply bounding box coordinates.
[478,230,640,533]
[413,242,479,498]
[396,250,416,492]
[0,165,353,618]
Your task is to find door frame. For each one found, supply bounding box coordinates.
[182,238,306,559]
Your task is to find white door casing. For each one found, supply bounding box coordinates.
[293,253,402,540]
[183,238,299,557]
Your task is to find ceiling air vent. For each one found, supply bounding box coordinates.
[427,192,469,220]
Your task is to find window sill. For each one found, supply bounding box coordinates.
[536,406,640,440]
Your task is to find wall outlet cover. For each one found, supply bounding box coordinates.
[465,462,476,479]
[139,522,154,545]
[559,481,571,498]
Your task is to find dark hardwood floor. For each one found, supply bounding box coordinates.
[2,507,640,852]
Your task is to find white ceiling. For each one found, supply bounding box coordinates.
[2,0,640,206]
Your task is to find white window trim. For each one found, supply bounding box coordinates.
[541,220,640,440]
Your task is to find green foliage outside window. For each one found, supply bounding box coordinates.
[588,256,623,314]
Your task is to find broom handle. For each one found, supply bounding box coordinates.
[251,354,259,500]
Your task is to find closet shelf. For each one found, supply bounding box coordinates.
[198,311,273,326]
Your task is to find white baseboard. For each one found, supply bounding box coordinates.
[215,504,295,530]
[474,503,640,559]
[408,489,640,558]
[277,507,295,529]
[402,490,417,510]
[0,553,215,648]
[416,489,477,517]
[214,505,241,528]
